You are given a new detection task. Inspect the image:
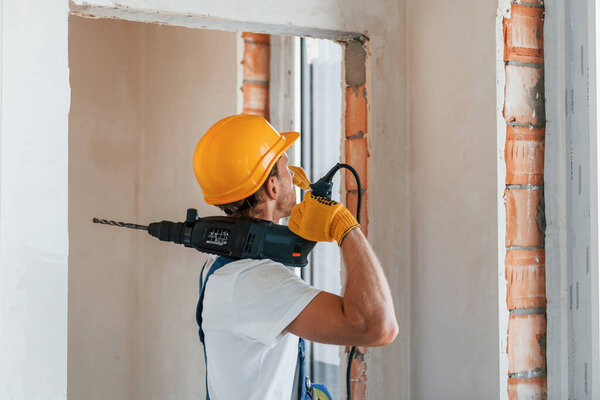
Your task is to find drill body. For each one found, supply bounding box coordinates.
[147,209,316,268]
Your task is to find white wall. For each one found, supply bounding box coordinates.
[0,1,70,399]
[68,16,237,399]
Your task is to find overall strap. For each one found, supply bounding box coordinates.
[298,338,333,400]
[298,338,308,400]
[196,256,236,400]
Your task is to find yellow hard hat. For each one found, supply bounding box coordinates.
[193,114,299,205]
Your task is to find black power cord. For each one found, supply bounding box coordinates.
[338,164,361,400]
[340,164,362,400]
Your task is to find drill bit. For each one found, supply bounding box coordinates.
[92,218,148,231]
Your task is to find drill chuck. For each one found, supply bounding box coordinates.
[148,221,187,244]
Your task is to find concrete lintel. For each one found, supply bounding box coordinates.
[68,1,366,41]
[343,40,367,87]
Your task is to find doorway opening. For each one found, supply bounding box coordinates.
[69,14,355,399]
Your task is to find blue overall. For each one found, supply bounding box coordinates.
[196,256,332,400]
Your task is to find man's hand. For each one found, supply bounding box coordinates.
[288,191,360,245]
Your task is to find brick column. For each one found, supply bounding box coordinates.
[343,39,369,400]
[502,2,547,398]
[241,32,270,120]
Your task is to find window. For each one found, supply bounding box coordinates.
[270,34,343,397]
[300,37,343,398]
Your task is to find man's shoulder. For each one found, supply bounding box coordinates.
[209,256,285,269]
[206,257,305,303]
[210,256,293,278]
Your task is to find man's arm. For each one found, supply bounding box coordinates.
[285,228,398,347]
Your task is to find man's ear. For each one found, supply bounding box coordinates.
[264,176,278,200]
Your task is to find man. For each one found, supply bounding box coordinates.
[192,114,398,399]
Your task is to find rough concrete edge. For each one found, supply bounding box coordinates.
[364,37,372,237]
[236,31,244,114]
[361,38,383,400]
[339,38,349,400]
[496,1,511,399]
[68,1,366,41]
[339,36,372,400]
[543,0,569,397]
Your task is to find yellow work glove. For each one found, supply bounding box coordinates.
[289,165,311,190]
[289,191,360,245]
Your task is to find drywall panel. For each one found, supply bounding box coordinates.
[565,6,594,396]
[545,0,600,398]
[544,0,569,396]
[0,1,70,399]
[68,17,237,399]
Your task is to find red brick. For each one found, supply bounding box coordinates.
[504,4,544,64]
[345,84,368,138]
[507,377,547,400]
[346,191,368,237]
[507,314,546,373]
[505,188,544,247]
[503,64,545,126]
[345,137,369,191]
[505,126,545,185]
[506,249,546,310]
[242,32,270,44]
[243,41,270,82]
[242,83,269,120]
[350,356,367,400]
[506,125,545,141]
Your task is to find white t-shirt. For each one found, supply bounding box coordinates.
[200,256,321,400]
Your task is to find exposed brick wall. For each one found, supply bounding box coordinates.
[343,39,369,399]
[502,2,547,398]
[344,64,369,237]
[241,32,270,120]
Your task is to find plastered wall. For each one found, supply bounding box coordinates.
[0,1,69,399]
[407,0,499,398]
[68,16,237,399]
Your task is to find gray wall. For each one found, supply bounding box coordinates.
[406,0,500,398]
[68,16,237,399]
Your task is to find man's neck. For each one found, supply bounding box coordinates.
[248,204,279,224]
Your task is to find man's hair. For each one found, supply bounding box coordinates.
[216,163,279,217]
